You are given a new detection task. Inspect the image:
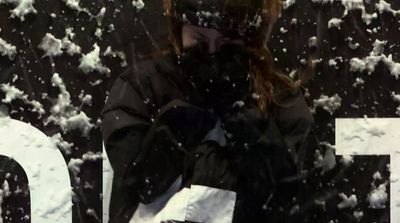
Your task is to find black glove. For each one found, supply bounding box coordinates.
[221,104,267,147]
[158,100,218,150]
[221,104,298,192]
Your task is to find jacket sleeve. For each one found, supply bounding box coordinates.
[101,69,218,221]
[272,88,315,170]
[181,89,315,221]
[101,72,184,222]
[184,92,303,192]
[183,120,297,222]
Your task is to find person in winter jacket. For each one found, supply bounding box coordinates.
[101,0,316,222]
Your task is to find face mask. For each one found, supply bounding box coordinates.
[180,43,252,114]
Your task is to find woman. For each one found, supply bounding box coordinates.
[101,0,316,222]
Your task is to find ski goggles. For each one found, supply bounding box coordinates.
[173,0,265,39]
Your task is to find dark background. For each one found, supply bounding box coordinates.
[0,0,399,222]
